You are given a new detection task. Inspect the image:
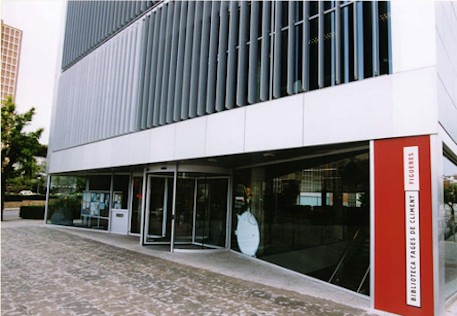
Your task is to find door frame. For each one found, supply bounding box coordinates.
[140,163,232,252]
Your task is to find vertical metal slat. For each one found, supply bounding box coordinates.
[248,0,259,104]
[215,1,229,112]
[273,1,282,98]
[236,1,248,106]
[260,1,271,101]
[287,1,295,95]
[205,1,220,114]
[197,1,212,116]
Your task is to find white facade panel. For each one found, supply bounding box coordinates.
[391,67,438,136]
[174,116,207,160]
[48,70,441,174]
[303,76,392,146]
[435,1,457,144]
[245,94,304,152]
[206,108,245,156]
[303,67,437,147]
[149,124,176,162]
[390,0,436,74]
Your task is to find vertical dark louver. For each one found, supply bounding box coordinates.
[61,1,160,70]
[55,1,392,151]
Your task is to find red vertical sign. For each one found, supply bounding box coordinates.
[374,136,434,316]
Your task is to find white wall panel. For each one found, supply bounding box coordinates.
[304,68,438,146]
[206,108,246,156]
[49,69,442,174]
[390,0,436,73]
[174,116,207,160]
[245,94,304,152]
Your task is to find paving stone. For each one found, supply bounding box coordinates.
[2,225,375,315]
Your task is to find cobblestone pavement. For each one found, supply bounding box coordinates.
[2,224,373,316]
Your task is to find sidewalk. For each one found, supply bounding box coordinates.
[2,221,380,316]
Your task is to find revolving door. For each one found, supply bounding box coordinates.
[143,167,230,252]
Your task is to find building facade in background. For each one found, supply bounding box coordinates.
[1,20,22,101]
[47,1,457,315]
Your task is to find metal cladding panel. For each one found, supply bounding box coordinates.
[215,1,229,112]
[237,1,249,107]
[61,0,158,70]
[225,1,239,110]
[167,1,182,123]
[161,1,176,125]
[173,1,188,122]
[54,1,392,151]
[189,1,204,119]
[144,13,157,129]
[154,5,168,127]
[197,1,212,117]
[206,1,220,114]
[248,1,259,105]
[260,1,271,101]
[273,1,282,98]
[181,1,195,121]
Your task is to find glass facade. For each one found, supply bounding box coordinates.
[443,155,457,298]
[232,148,370,294]
[46,175,130,231]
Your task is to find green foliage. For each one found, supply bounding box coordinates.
[444,181,457,241]
[1,96,44,217]
[47,194,83,224]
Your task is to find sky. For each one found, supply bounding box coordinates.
[2,0,65,145]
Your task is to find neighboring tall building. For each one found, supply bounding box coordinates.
[47,1,457,316]
[1,20,22,102]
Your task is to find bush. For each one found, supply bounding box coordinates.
[5,195,46,202]
[19,206,45,219]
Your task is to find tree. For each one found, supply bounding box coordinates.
[444,180,457,242]
[1,96,44,221]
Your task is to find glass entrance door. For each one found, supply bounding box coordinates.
[142,168,230,251]
[173,174,229,250]
[144,174,174,244]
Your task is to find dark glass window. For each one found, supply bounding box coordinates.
[113,175,130,209]
[282,1,289,28]
[295,24,303,92]
[309,1,319,16]
[340,3,355,83]
[89,175,111,191]
[443,155,457,299]
[378,1,391,75]
[324,1,335,11]
[362,2,373,79]
[232,148,370,295]
[309,18,319,90]
[324,12,336,87]
[280,30,288,97]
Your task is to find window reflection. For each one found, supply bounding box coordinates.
[233,149,370,294]
[443,155,457,299]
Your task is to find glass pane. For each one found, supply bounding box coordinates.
[340,4,355,83]
[232,149,370,294]
[130,177,143,234]
[195,178,228,247]
[362,2,373,79]
[308,18,319,90]
[113,175,129,209]
[174,175,195,243]
[378,1,391,75]
[47,175,86,227]
[324,12,335,87]
[146,176,173,241]
[444,155,457,298]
